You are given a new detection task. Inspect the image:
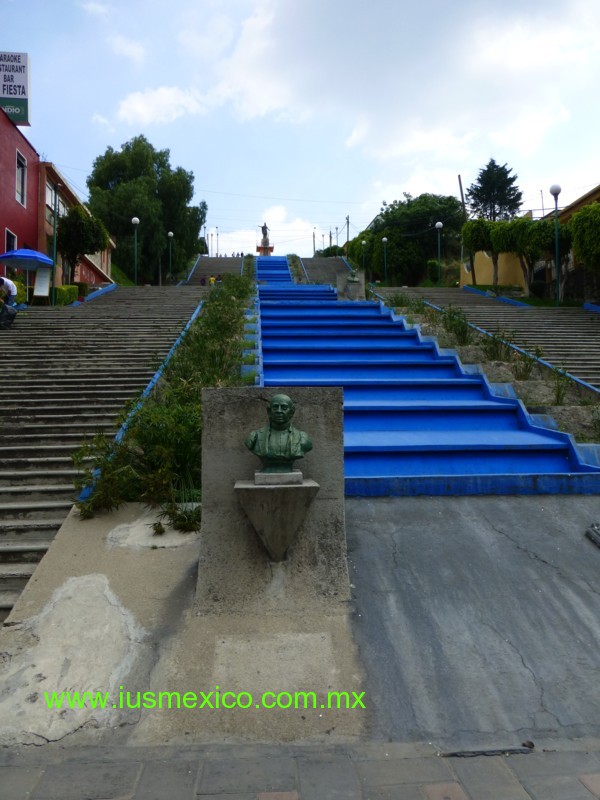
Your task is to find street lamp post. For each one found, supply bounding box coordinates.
[549,184,561,306]
[51,182,61,305]
[131,216,140,285]
[168,231,174,283]
[216,226,219,257]
[382,237,388,283]
[435,221,443,285]
[361,240,367,278]
[210,233,213,257]
[203,225,207,255]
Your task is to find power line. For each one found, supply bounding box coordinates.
[197,188,365,205]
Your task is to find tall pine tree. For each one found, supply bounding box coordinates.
[467,159,523,221]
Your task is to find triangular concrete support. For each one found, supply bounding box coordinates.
[235,480,320,561]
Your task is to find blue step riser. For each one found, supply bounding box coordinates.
[255,285,600,491]
[345,474,600,496]
[261,308,384,317]
[263,350,444,364]
[262,337,421,348]
[263,364,461,379]
[261,322,408,332]
[344,383,486,401]
[345,451,574,475]
[344,409,519,431]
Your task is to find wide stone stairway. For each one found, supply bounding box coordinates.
[0,286,205,622]
[376,286,600,391]
[256,257,600,497]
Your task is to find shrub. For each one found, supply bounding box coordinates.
[76,281,89,297]
[481,329,515,361]
[426,259,439,283]
[74,273,253,529]
[552,367,571,405]
[442,305,472,345]
[13,280,27,304]
[54,285,79,305]
[387,292,410,308]
[511,343,543,380]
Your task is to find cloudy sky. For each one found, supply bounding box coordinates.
[5,0,600,256]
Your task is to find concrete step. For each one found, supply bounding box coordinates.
[0,541,49,563]
[0,469,81,485]
[0,590,21,623]
[0,562,37,591]
[0,499,74,520]
[0,484,76,503]
[4,428,116,443]
[0,443,108,458]
[0,398,134,410]
[0,518,63,540]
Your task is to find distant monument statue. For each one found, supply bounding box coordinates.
[245,394,312,473]
[257,221,274,256]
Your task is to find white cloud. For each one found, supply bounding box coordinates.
[91,112,111,126]
[211,1,312,121]
[213,205,321,258]
[80,1,109,16]
[345,118,370,149]
[178,13,236,62]
[109,35,146,66]
[116,86,206,125]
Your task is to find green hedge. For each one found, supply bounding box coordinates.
[13,280,27,304]
[76,281,89,297]
[54,285,79,305]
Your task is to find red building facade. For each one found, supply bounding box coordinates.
[0,108,113,286]
[0,107,39,257]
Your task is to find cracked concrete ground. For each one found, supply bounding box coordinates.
[346,495,600,751]
[2,495,600,754]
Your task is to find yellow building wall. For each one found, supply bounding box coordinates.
[460,251,526,290]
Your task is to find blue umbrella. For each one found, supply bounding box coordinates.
[0,248,53,271]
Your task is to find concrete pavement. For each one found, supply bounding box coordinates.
[3,740,600,799]
[2,495,600,798]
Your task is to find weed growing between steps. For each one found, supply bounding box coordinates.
[383,295,600,443]
[73,274,255,531]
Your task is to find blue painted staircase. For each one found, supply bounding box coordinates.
[254,257,600,495]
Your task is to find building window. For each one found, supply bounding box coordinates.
[16,151,27,206]
[46,181,68,218]
[5,229,17,252]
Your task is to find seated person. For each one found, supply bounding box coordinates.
[0,277,17,306]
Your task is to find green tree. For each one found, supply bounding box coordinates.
[87,135,207,284]
[467,159,523,221]
[570,204,600,271]
[57,205,109,284]
[462,218,501,289]
[348,193,464,285]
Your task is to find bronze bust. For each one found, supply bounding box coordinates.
[245,394,312,473]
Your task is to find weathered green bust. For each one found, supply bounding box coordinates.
[347,268,359,283]
[245,394,313,473]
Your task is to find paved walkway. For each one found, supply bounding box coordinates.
[3,740,600,799]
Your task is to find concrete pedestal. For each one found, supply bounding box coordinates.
[337,271,366,300]
[235,479,320,561]
[196,387,348,616]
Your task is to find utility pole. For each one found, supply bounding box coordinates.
[346,216,350,250]
[458,174,476,286]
